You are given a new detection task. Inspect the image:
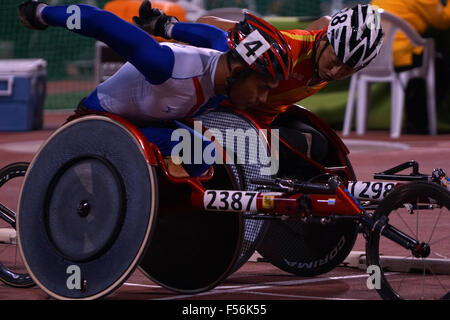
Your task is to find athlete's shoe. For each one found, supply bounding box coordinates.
[18,1,48,30]
[132,0,178,39]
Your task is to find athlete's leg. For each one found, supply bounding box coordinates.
[71,99,214,177]
[139,122,215,177]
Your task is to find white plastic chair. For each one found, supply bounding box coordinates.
[342,9,437,138]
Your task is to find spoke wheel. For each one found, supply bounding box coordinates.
[0,162,34,287]
[366,182,450,300]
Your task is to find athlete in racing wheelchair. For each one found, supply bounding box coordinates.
[15,0,295,298]
[15,0,377,296]
[133,0,386,277]
[11,1,450,300]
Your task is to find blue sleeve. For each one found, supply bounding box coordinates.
[41,4,173,84]
[172,22,229,52]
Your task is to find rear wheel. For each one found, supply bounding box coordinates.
[366,182,450,300]
[0,162,34,287]
[139,163,244,293]
[18,116,159,299]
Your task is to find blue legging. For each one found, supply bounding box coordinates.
[86,104,214,177]
[139,122,215,177]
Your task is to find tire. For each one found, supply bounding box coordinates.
[18,115,159,299]
[0,162,34,287]
[366,181,450,300]
[139,163,244,293]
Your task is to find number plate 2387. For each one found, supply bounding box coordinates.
[204,190,258,212]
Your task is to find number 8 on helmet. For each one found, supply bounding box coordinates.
[327,4,385,70]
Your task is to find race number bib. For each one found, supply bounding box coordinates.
[235,30,271,65]
[348,181,395,201]
[204,190,258,212]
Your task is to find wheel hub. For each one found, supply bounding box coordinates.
[412,242,431,258]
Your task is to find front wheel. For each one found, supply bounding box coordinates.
[0,162,34,287]
[366,181,450,300]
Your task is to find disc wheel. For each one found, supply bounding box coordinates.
[18,116,158,299]
[0,162,34,287]
[366,181,450,300]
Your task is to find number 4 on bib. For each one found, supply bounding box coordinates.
[235,30,271,65]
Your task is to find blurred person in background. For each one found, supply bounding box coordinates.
[371,0,450,133]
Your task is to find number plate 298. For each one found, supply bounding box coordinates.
[204,190,258,212]
[348,181,395,201]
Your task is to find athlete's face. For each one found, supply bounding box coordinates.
[317,42,356,81]
[229,71,278,110]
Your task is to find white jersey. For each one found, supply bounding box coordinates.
[95,42,223,123]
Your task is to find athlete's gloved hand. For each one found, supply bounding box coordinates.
[18,0,48,30]
[132,0,178,39]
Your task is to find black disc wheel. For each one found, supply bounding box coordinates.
[18,115,158,299]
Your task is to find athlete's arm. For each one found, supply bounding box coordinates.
[196,16,237,31]
[41,4,174,84]
[171,22,229,52]
[305,16,331,30]
[196,15,332,31]
[165,15,235,52]
[177,14,331,52]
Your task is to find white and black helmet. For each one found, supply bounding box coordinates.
[327,4,384,70]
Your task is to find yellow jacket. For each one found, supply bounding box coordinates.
[371,0,450,67]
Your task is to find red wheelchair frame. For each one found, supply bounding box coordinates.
[93,107,449,264]
[86,107,448,251]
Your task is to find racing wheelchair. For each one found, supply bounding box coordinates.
[0,105,449,300]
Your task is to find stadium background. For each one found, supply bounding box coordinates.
[1,0,449,131]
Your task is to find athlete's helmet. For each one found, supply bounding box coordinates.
[227,12,293,80]
[327,4,384,70]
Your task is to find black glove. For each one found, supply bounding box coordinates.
[132,0,178,39]
[18,0,48,30]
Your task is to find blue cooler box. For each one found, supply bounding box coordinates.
[0,59,47,131]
